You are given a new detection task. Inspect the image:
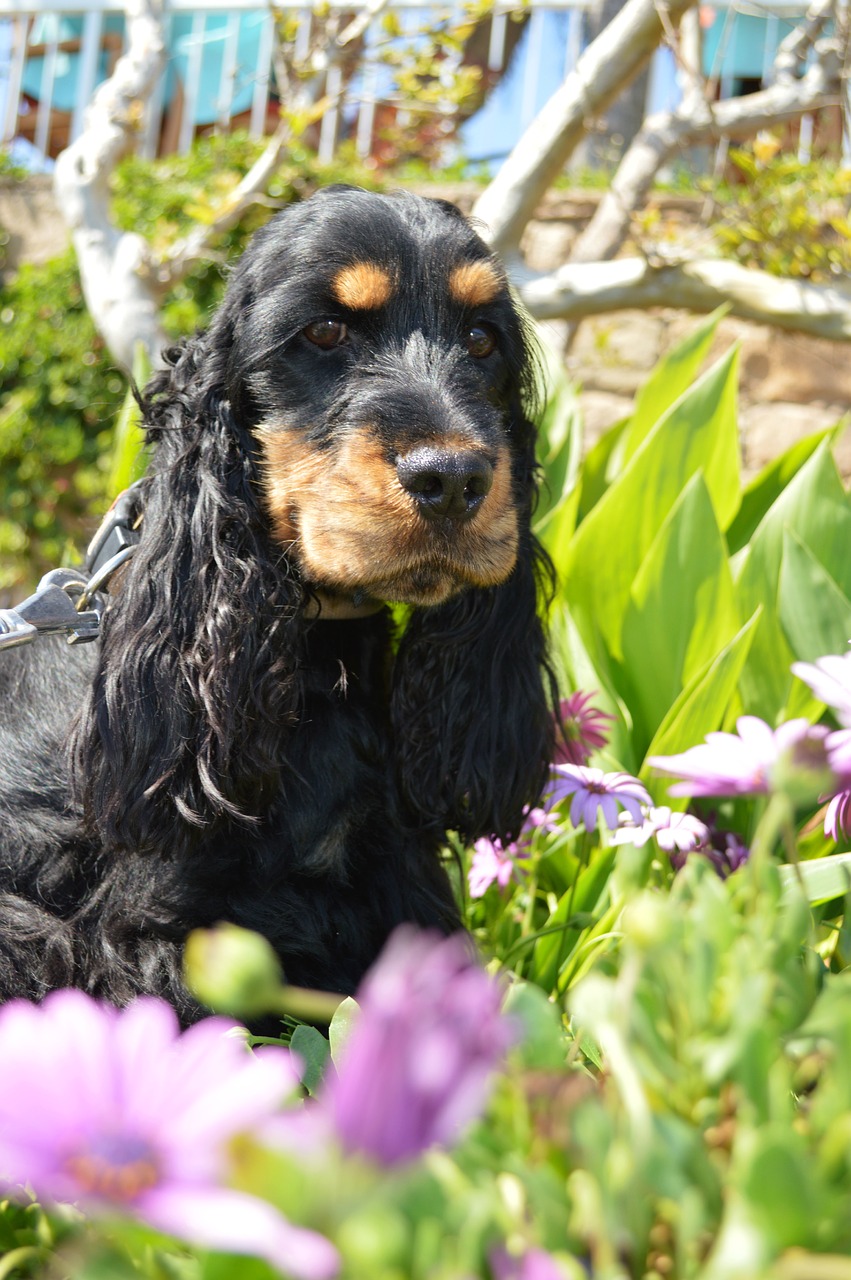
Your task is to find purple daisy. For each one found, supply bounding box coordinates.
[548,764,650,833]
[611,806,710,854]
[0,992,338,1279]
[792,652,851,727]
[468,836,527,897]
[555,691,615,767]
[324,928,513,1167]
[647,716,834,798]
[825,789,851,841]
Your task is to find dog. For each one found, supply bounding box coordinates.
[0,186,557,1023]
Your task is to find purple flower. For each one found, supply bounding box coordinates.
[825,790,851,841]
[468,804,562,897]
[522,805,561,836]
[827,728,851,778]
[491,1246,565,1280]
[324,928,513,1166]
[0,992,338,1279]
[611,806,710,854]
[555,691,615,766]
[648,716,834,798]
[468,836,527,897]
[676,824,750,878]
[792,652,851,727]
[548,764,650,833]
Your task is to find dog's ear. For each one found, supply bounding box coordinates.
[391,480,557,845]
[70,320,304,857]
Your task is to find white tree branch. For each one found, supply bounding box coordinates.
[155,0,392,288]
[471,0,699,254]
[570,0,843,265]
[54,0,167,370]
[517,255,851,339]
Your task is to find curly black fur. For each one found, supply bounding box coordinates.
[0,186,557,1022]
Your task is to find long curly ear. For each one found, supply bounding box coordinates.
[70,326,304,857]
[391,443,558,844]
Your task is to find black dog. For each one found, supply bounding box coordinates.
[0,186,556,1022]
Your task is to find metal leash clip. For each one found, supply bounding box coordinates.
[0,568,106,651]
[0,481,143,655]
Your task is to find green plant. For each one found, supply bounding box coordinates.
[710,147,851,282]
[0,250,126,592]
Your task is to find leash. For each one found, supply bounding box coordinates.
[0,483,143,652]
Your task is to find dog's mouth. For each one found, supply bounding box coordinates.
[304,553,506,615]
[255,423,519,608]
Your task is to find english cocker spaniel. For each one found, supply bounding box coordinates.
[0,186,557,1022]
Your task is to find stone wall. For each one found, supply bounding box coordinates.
[0,176,68,269]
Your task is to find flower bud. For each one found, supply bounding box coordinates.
[184,923,284,1018]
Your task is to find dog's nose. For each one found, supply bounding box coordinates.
[396,447,494,522]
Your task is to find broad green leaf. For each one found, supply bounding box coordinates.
[623,306,728,464]
[532,848,615,993]
[534,348,583,528]
[778,529,851,662]
[328,994,359,1067]
[549,604,634,770]
[641,610,760,793]
[726,425,841,555]
[537,480,582,566]
[289,1023,331,1096]
[621,472,739,752]
[565,346,741,667]
[502,981,567,1068]
[575,415,630,525]
[109,342,150,496]
[780,854,851,906]
[736,443,851,721]
[738,1130,820,1249]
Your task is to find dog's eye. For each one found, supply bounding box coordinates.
[465,324,497,359]
[303,319,348,349]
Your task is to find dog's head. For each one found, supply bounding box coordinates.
[75,188,556,854]
[215,186,538,611]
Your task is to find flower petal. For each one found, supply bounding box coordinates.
[139,1185,339,1280]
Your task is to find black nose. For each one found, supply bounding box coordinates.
[396,447,494,521]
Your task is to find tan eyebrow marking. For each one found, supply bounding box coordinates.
[449,260,502,308]
[331,263,395,310]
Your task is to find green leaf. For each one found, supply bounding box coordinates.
[780,854,851,906]
[641,610,760,791]
[778,529,851,662]
[534,348,583,529]
[502,980,567,1068]
[531,848,615,993]
[538,479,582,564]
[735,442,851,721]
[328,994,359,1068]
[289,1024,331,1097]
[621,471,739,751]
[726,425,840,556]
[738,1129,819,1250]
[622,306,728,464]
[549,604,634,771]
[108,343,150,496]
[565,346,741,668]
[575,415,630,525]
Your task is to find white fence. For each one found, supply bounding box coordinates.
[0,0,592,166]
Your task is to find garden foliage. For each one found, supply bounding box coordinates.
[2,309,851,1280]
